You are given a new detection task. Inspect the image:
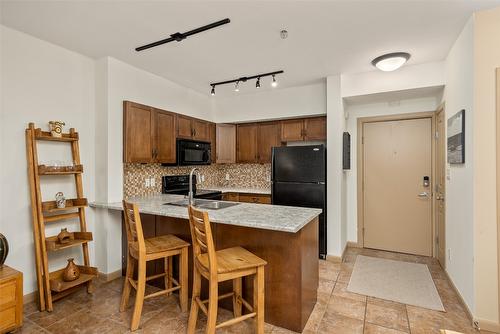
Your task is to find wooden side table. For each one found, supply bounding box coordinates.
[0,266,23,334]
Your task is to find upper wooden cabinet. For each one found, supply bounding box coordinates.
[237,122,281,163]
[123,101,176,163]
[281,116,326,142]
[209,123,217,163]
[176,115,211,142]
[237,123,258,163]
[216,124,236,163]
[257,122,281,163]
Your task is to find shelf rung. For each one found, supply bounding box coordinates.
[34,129,78,142]
[42,198,88,213]
[38,165,83,175]
[44,212,80,223]
[49,265,97,292]
[45,232,93,251]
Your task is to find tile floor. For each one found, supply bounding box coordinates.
[19,247,492,334]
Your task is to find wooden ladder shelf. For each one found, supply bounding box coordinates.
[25,123,97,312]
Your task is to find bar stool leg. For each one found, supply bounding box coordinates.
[233,277,242,317]
[253,266,264,334]
[187,268,201,333]
[164,256,172,296]
[120,254,134,312]
[131,259,146,331]
[179,248,188,312]
[206,279,218,334]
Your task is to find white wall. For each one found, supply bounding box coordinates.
[0,25,96,294]
[341,62,445,98]
[442,17,475,314]
[93,57,213,274]
[214,82,326,123]
[344,95,442,243]
[473,7,500,326]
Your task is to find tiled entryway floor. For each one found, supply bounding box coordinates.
[20,247,492,334]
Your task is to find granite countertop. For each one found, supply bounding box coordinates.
[201,186,271,195]
[90,194,321,233]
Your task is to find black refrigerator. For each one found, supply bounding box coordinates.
[271,145,327,259]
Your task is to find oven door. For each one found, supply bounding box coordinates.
[177,140,211,165]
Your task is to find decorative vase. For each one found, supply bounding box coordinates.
[55,192,66,208]
[62,258,80,282]
[57,228,72,244]
[49,121,65,138]
[0,233,8,268]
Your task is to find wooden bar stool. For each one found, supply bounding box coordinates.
[120,201,190,331]
[187,206,267,334]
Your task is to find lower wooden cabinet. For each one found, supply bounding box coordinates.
[222,192,271,204]
[0,266,23,334]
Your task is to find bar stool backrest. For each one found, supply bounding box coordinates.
[188,206,217,275]
[123,201,146,255]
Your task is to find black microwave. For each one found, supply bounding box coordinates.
[177,139,211,165]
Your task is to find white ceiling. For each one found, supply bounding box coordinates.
[1,1,499,96]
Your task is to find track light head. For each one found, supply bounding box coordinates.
[210,85,216,96]
[271,75,278,87]
[256,77,261,88]
[234,81,240,92]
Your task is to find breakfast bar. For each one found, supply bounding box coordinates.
[92,194,322,332]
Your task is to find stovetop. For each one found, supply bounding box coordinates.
[162,174,221,198]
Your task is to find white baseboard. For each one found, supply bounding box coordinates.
[99,269,123,282]
[474,318,500,333]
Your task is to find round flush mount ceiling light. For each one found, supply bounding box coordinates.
[371,52,411,72]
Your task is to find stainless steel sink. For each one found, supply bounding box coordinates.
[164,198,240,210]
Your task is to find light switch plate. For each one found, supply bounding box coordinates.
[150,178,155,187]
[145,178,150,188]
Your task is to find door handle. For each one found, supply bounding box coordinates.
[418,192,430,198]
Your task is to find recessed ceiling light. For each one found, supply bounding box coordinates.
[372,52,411,72]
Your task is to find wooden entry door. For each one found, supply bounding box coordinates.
[363,118,432,256]
[435,108,446,266]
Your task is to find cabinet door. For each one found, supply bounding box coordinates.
[216,124,236,163]
[123,101,153,163]
[304,117,326,141]
[154,109,176,163]
[257,122,281,163]
[281,119,304,142]
[209,123,216,163]
[177,115,193,139]
[237,124,258,163]
[193,119,210,141]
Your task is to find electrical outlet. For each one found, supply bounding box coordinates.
[145,178,150,188]
[225,173,230,181]
[201,174,205,182]
[266,174,271,182]
[150,178,155,187]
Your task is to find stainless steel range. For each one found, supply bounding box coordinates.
[162,175,222,200]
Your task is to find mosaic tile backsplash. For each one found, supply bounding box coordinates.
[124,163,271,197]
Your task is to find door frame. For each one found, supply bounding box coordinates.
[357,111,437,256]
[435,104,446,266]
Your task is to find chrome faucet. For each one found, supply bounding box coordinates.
[188,167,200,206]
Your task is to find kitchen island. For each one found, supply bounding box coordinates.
[91,194,322,332]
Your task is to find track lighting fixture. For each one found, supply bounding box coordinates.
[209,70,283,95]
[271,75,278,87]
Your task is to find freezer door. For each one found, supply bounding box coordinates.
[272,145,325,183]
[272,181,327,258]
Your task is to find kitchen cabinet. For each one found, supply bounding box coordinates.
[124,102,177,163]
[237,122,281,163]
[0,266,23,334]
[280,116,326,142]
[209,123,216,163]
[257,122,281,163]
[237,123,258,163]
[154,109,176,163]
[238,193,271,204]
[216,124,236,163]
[222,192,271,204]
[176,115,211,142]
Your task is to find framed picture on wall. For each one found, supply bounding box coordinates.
[447,109,465,164]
